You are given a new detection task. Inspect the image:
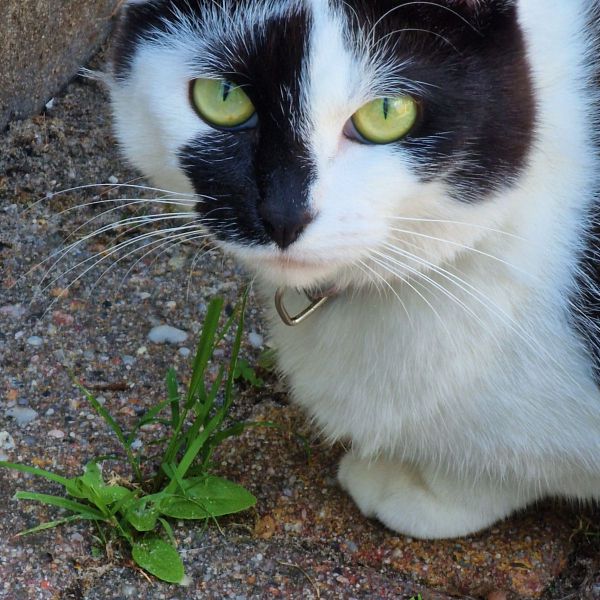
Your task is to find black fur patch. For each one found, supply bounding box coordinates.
[337,0,536,199]
[114,1,314,248]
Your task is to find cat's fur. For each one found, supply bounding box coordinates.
[109,0,600,538]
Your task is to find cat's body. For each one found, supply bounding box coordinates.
[109,0,600,538]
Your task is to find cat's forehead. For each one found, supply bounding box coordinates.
[113,0,498,83]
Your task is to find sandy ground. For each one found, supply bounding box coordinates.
[0,66,599,600]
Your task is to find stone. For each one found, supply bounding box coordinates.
[0,431,16,452]
[148,325,189,345]
[6,407,39,427]
[26,336,43,347]
[0,0,119,130]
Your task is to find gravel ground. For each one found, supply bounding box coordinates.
[0,62,599,600]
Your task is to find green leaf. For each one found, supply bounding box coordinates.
[17,515,91,537]
[159,475,256,520]
[82,461,104,488]
[65,461,105,500]
[98,484,133,505]
[132,536,185,584]
[233,358,264,388]
[124,496,160,532]
[0,461,71,487]
[14,492,105,520]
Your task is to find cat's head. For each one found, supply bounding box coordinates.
[109,0,534,291]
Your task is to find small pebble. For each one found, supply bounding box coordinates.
[122,355,136,366]
[248,331,264,348]
[0,304,26,320]
[48,429,66,439]
[179,347,191,358]
[0,431,16,452]
[121,584,136,597]
[138,292,151,300]
[6,407,38,427]
[108,175,119,184]
[26,336,43,347]
[148,325,188,345]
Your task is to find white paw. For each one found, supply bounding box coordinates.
[338,453,534,539]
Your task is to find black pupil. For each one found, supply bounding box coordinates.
[221,81,232,102]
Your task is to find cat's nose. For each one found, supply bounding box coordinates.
[258,206,313,250]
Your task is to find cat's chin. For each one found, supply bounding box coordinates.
[247,256,339,290]
[222,243,346,289]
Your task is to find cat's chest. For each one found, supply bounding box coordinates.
[263,278,597,459]
[267,283,503,426]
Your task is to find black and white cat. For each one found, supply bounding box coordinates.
[108,0,600,539]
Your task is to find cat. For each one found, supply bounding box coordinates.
[107,0,600,539]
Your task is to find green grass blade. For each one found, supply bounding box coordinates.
[166,368,181,430]
[224,291,247,411]
[158,299,224,481]
[14,492,105,519]
[17,515,97,537]
[164,414,222,493]
[77,383,127,445]
[186,297,224,407]
[158,517,176,546]
[126,400,170,445]
[77,383,142,482]
[0,461,71,487]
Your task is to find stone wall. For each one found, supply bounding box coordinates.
[0,0,119,130]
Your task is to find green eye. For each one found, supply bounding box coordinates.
[191,78,256,128]
[351,96,418,144]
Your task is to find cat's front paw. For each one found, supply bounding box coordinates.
[338,453,533,539]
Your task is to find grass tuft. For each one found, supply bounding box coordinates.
[0,293,264,584]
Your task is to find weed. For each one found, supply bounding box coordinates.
[0,294,262,584]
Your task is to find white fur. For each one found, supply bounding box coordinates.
[110,0,600,538]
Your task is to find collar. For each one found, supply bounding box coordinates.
[274,286,337,326]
